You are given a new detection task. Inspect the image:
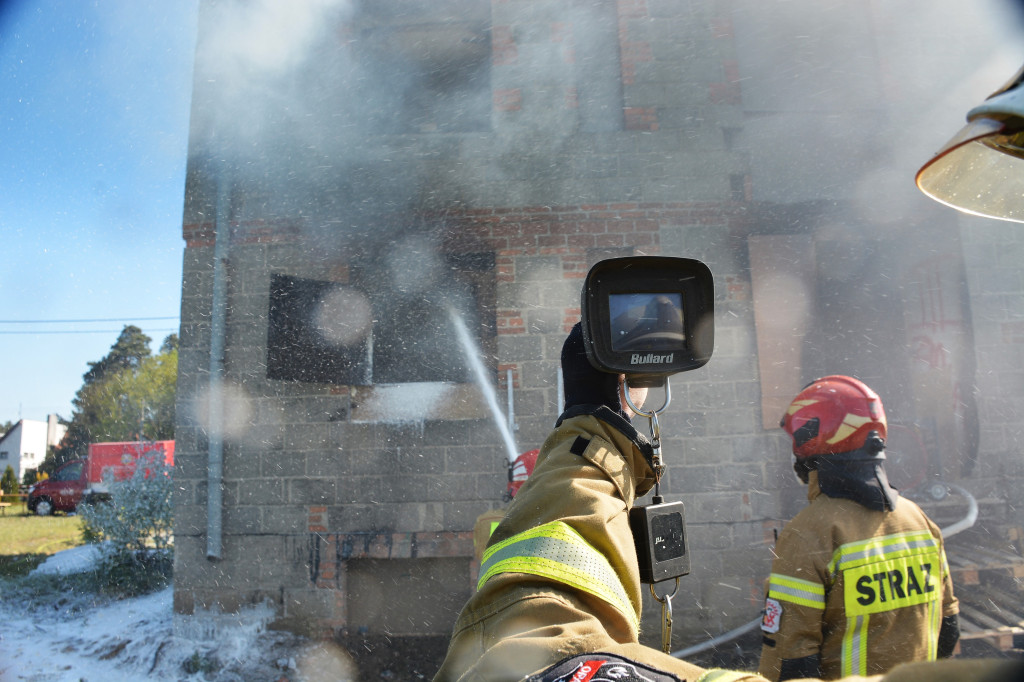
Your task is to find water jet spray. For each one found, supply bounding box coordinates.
[448,306,519,465]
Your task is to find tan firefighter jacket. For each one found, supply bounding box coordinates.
[758,471,959,680]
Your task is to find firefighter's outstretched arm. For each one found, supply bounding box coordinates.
[434,324,752,681]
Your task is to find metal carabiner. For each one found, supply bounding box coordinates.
[626,379,672,484]
[650,577,680,654]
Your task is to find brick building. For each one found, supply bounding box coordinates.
[172,0,1024,657]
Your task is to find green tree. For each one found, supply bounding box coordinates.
[47,327,176,474]
[21,467,40,487]
[83,325,152,385]
[1,420,14,437]
[85,349,177,441]
[1,465,17,495]
[159,333,178,354]
[48,419,91,474]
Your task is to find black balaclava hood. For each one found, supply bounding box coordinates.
[806,432,899,512]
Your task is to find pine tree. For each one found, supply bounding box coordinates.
[1,465,18,495]
[82,326,152,385]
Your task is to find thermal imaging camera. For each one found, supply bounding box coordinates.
[580,256,712,586]
[580,256,714,387]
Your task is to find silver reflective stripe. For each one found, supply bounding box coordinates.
[842,613,868,676]
[767,574,825,610]
[926,591,941,660]
[830,531,938,576]
[478,521,638,630]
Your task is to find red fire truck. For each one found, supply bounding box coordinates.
[26,440,174,516]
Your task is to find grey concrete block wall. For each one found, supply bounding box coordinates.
[961,213,1024,518]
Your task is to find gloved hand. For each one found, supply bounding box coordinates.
[561,322,626,419]
[559,323,658,495]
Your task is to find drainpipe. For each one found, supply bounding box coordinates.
[206,174,230,560]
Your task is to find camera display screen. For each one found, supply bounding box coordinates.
[609,292,685,352]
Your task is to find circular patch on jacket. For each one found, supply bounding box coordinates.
[761,597,782,634]
[527,652,683,682]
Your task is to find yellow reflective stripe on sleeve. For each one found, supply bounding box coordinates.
[696,669,759,682]
[766,573,825,610]
[841,614,869,677]
[478,521,639,630]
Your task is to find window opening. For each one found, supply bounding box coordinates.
[266,252,496,386]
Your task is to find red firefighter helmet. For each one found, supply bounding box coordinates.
[781,375,887,458]
[507,449,539,498]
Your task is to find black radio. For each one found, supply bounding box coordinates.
[630,500,690,583]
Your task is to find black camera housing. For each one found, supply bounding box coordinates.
[581,256,714,387]
[630,500,690,584]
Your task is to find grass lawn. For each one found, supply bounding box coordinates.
[0,502,85,577]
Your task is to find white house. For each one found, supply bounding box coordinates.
[0,416,66,483]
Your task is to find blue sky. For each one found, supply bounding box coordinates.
[0,1,199,422]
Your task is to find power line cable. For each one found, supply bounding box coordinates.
[0,328,179,335]
[0,316,179,324]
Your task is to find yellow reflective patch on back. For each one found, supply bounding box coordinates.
[843,549,941,616]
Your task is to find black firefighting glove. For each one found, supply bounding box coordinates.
[560,322,627,420]
[559,322,657,493]
[937,613,960,658]
[558,321,658,495]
